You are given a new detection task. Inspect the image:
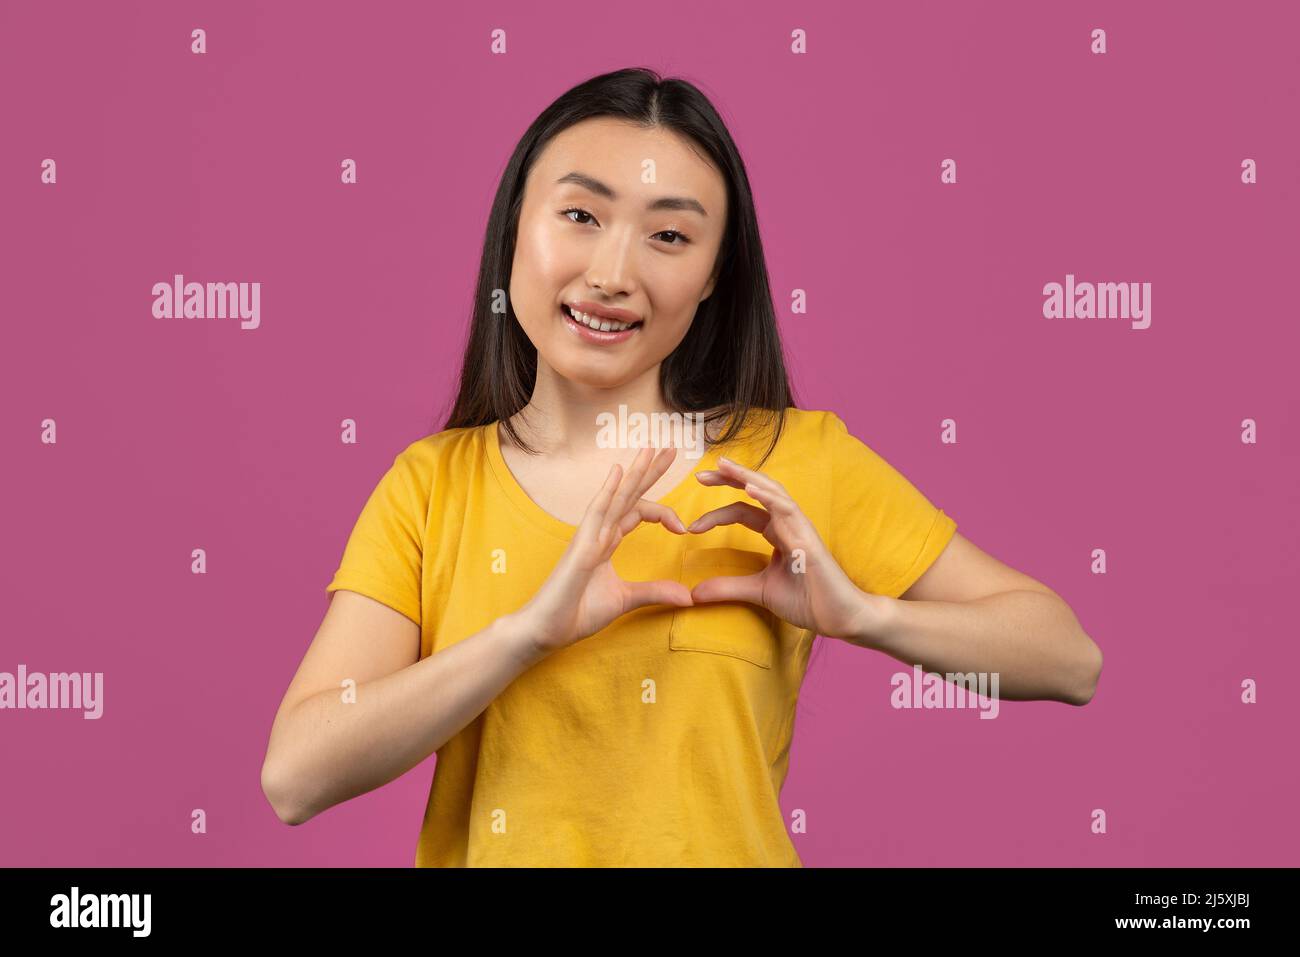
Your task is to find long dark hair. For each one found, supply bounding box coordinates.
[440,67,797,466]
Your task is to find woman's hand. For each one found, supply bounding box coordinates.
[514,446,694,655]
[688,456,887,641]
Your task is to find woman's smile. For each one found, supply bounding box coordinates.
[561,302,643,344]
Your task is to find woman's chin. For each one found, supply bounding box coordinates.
[544,352,641,391]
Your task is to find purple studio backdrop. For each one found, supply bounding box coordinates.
[1,0,1297,867]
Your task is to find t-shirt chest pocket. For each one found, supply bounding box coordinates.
[669,546,778,669]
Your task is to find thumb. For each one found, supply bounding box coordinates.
[691,572,765,606]
[622,578,694,612]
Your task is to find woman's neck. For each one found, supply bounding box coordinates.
[507,361,691,457]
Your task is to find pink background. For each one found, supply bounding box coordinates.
[2,0,1297,867]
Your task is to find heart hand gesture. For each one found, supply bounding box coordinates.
[687,457,884,641]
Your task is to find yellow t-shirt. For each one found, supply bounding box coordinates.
[324,407,956,866]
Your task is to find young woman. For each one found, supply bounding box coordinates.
[261,68,1103,867]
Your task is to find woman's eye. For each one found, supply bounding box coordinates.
[561,208,689,246]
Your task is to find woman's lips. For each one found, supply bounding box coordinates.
[560,304,641,344]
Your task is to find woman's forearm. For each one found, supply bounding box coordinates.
[262,612,550,826]
[852,590,1103,706]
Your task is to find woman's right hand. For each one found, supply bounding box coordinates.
[513,446,694,655]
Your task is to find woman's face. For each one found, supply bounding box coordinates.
[509,117,728,391]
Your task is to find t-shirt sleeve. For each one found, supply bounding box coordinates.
[324,443,430,625]
[824,412,957,599]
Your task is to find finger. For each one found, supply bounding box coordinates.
[623,578,694,612]
[608,447,656,524]
[743,481,798,519]
[687,501,770,536]
[691,571,765,607]
[694,464,785,499]
[579,463,624,537]
[693,468,746,490]
[743,482,822,559]
[717,456,788,496]
[612,446,678,530]
[617,499,688,536]
[632,446,679,502]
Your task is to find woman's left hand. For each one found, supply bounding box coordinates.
[688,456,887,641]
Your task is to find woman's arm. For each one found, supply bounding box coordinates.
[260,590,548,826]
[262,447,690,827]
[690,459,1102,707]
[855,588,1102,706]
[852,530,1102,705]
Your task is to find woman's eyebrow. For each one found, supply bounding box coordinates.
[555,170,708,217]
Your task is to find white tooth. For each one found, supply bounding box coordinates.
[571,309,635,332]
